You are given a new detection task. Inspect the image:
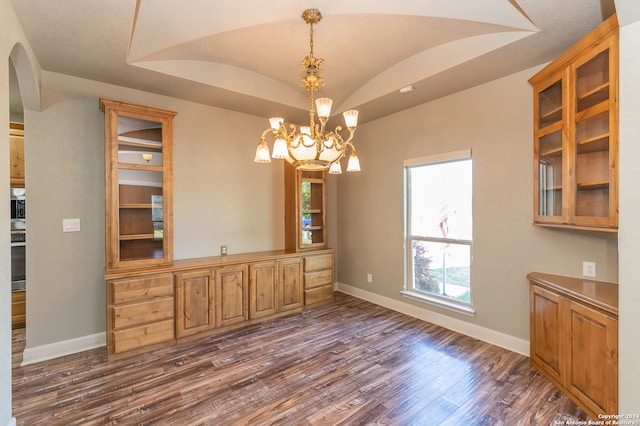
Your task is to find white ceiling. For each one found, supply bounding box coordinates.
[10,0,616,124]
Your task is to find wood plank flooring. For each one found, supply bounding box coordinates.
[12,292,587,425]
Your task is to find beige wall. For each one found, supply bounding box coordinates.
[618,15,640,413]
[336,66,618,342]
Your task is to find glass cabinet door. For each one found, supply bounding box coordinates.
[572,47,615,225]
[117,116,165,261]
[535,78,565,223]
[299,170,326,249]
[101,99,176,270]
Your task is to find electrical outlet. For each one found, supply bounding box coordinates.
[582,261,596,278]
[367,273,373,283]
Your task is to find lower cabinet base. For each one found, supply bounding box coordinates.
[106,249,335,360]
[528,272,618,419]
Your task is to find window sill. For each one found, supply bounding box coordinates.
[400,290,476,317]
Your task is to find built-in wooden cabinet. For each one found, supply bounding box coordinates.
[175,269,215,338]
[529,15,618,232]
[303,252,334,306]
[106,249,332,359]
[528,272,618,419]
[101,101,335,359]
[9,122,25,188]
[100,98,176,270]
[285,164,327,251]
[107,273,175,357]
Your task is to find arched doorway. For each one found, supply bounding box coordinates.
[4,39,40,424]
[9,56,26,353]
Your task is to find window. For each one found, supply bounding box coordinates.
[403,149,473,314]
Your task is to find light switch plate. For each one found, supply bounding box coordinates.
[63,218,81,232]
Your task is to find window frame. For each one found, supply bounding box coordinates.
[402,149,475,316]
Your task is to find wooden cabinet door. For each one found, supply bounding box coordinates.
[175,269,215,338]
[216,264,248,327]
[530,284,568,386]
[249,261,278,319]
[280,258,303,311]
[9,122,25,187]
[568,301,618,415]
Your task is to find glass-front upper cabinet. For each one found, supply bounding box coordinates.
[100,99,176,270]
[534,77,566,223]
[285,165,327,252]
[530,14,618,232]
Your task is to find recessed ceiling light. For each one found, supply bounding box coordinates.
[399,85,415,94]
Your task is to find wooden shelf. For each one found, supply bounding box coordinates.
[119,233,157,241]
[118,139,162,152]
[540,147,563,157]
[118,163,163,172]
[576,180,609,190]
[540,105,562,120]
[577,134,609,153]
[577,82,609,102]
[120,203,153,209]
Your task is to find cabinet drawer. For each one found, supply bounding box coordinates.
[112,319,174,354]
[112,297,174,329]
[304,254,333,272]
[304,270,333,289]
[111,274,173,304]
[305,285,334,306]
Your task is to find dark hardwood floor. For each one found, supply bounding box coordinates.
[12,292,586,425]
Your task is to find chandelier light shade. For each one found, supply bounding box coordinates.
[254,9,361,174]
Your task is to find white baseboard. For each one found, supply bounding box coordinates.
[17,285,527,365]
[7,417,16,426]
[336,282,529,356]
[21,332,106,366]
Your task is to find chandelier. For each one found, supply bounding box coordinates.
[254,9,360,174]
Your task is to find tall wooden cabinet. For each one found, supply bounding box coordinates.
[528,272,618,419]
[529,15,618,231]
[100,98,176,270]
[285,163,327,251]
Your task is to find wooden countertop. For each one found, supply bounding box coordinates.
[526,272,618,315]
[105,248,335,280]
